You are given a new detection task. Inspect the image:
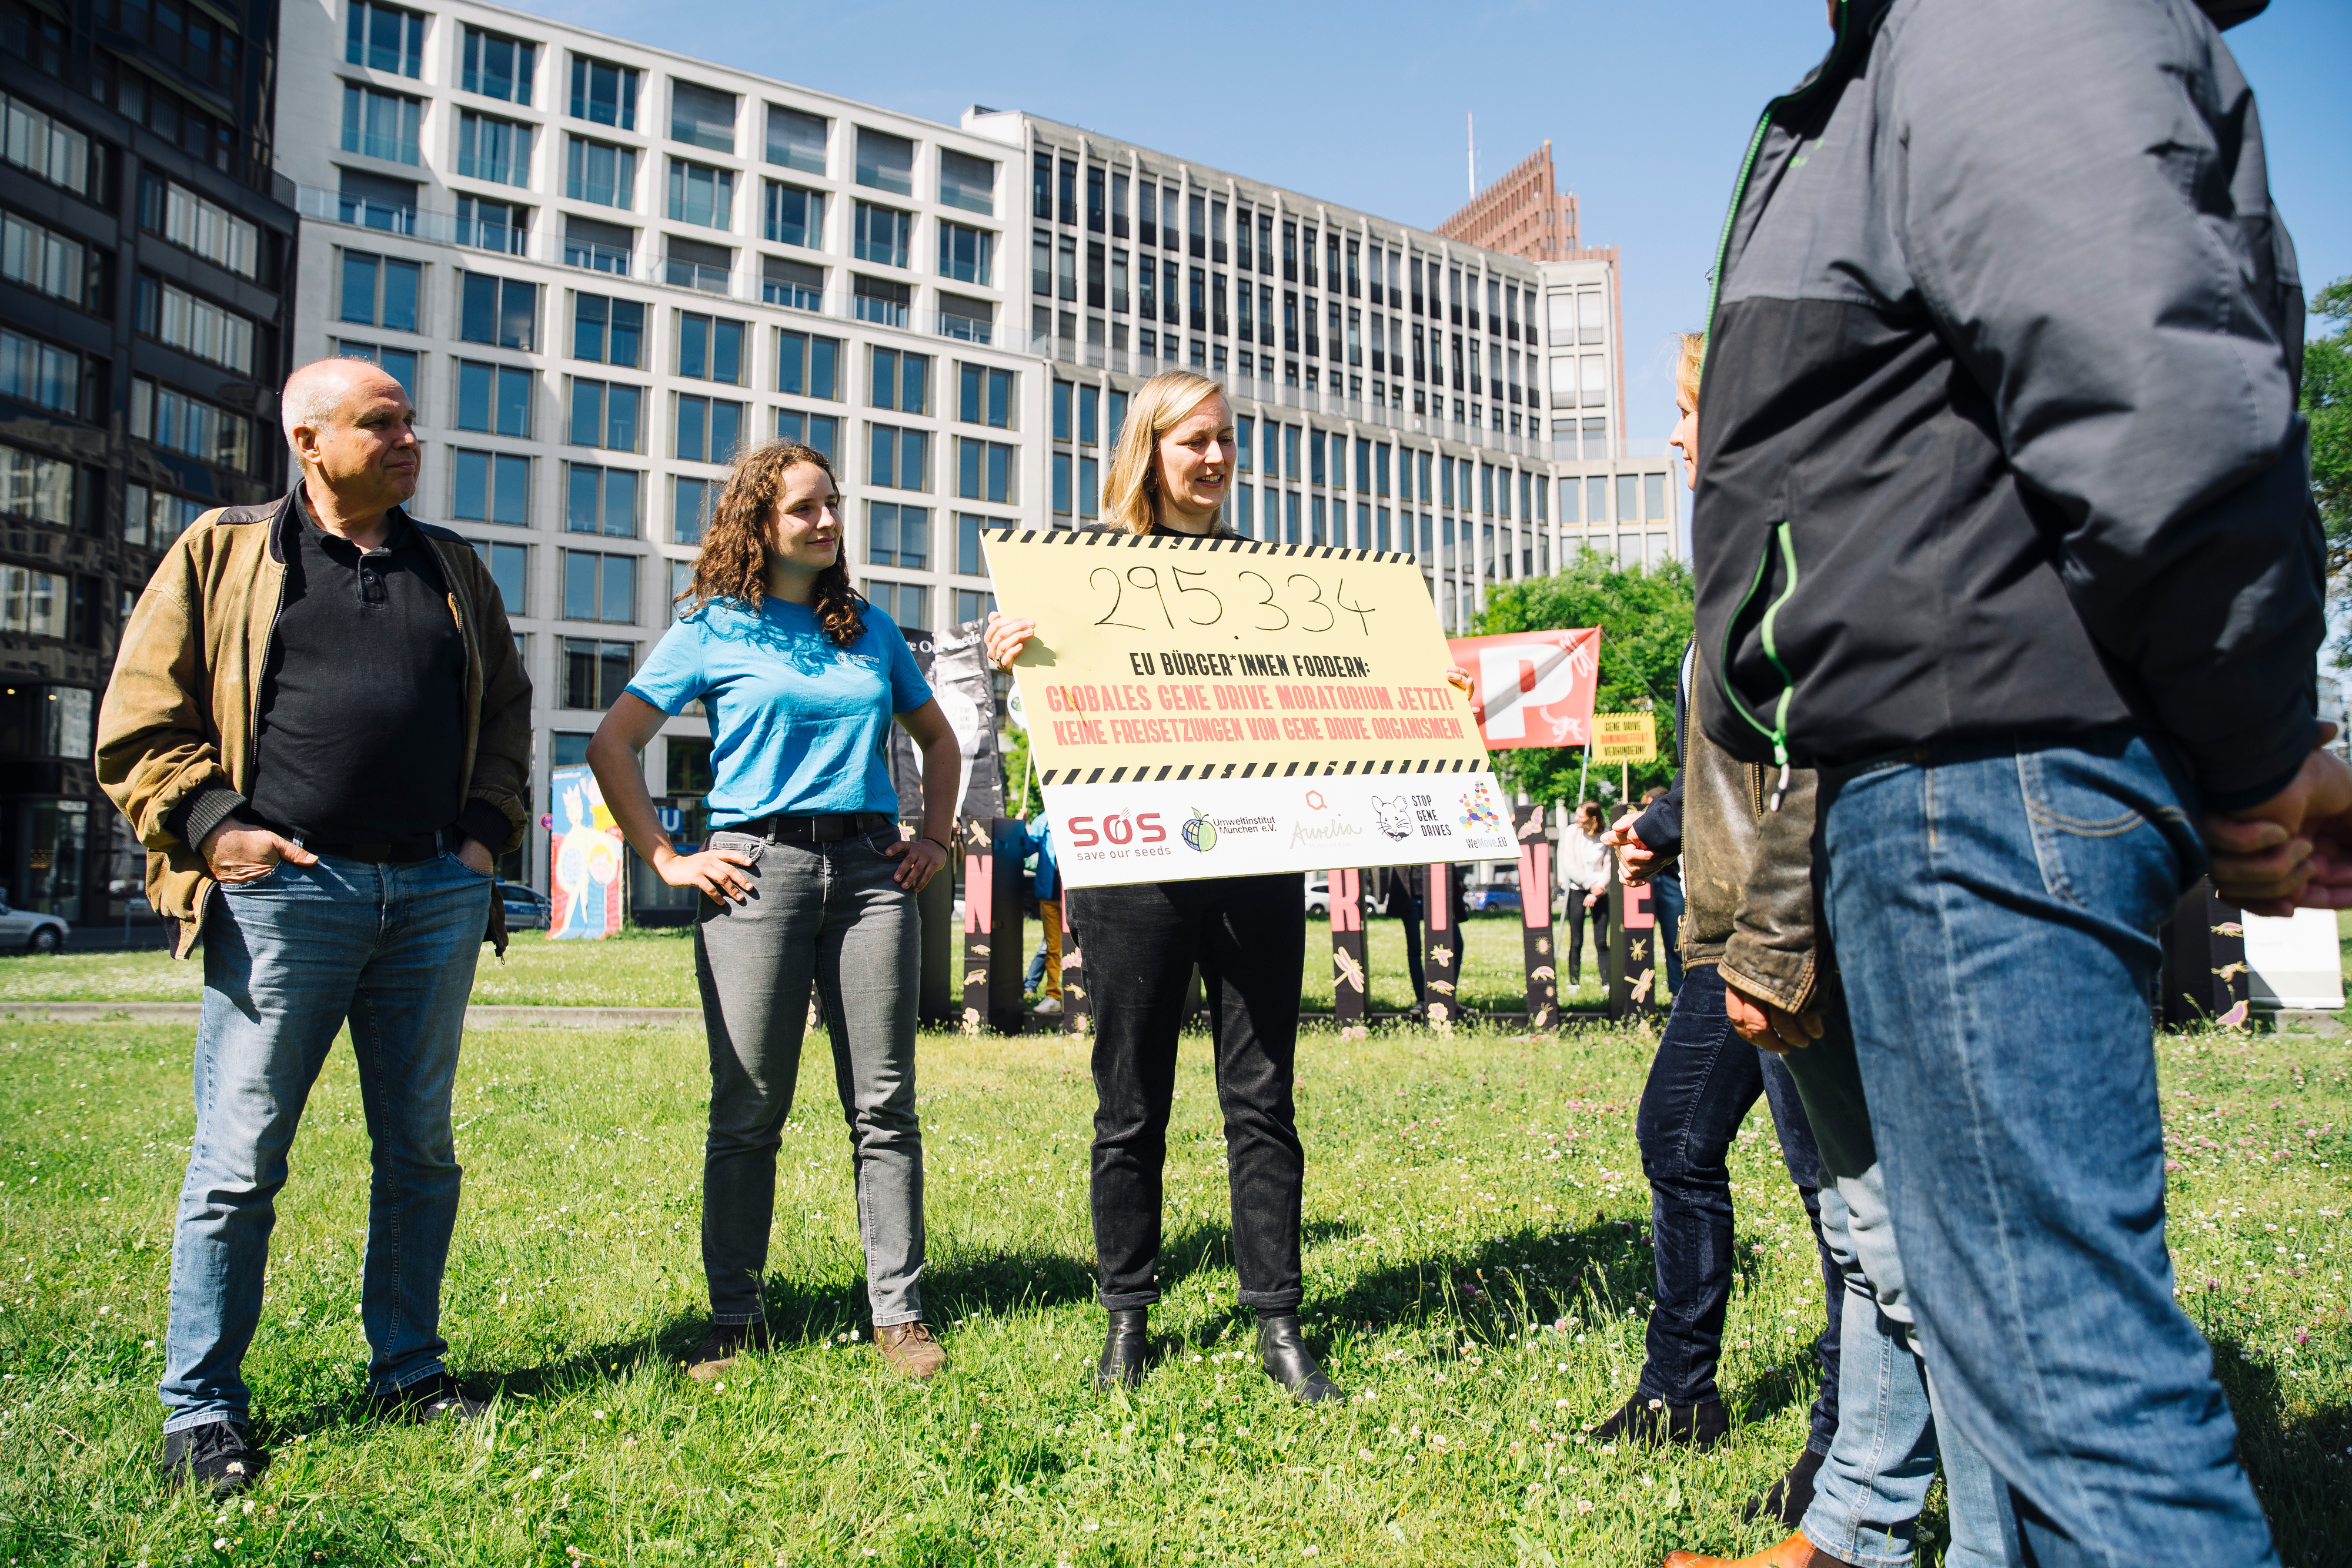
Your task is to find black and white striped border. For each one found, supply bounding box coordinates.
[1037,757,1489,786]
[987,526,1416,566]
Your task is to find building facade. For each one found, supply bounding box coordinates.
[273,0,1679,898]
[1436,141,1580,265]
[0,0,296,931]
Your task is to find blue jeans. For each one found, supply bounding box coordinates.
[1822,733,2277,1567]
[162,852,489,1432]
[1635,964,1840,1452]
[1653,872,1686,995]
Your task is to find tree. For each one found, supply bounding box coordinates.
[2308,278,2352,662]
[1471,546,1694,806]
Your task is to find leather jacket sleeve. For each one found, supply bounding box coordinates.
[1717,765,1825,1017]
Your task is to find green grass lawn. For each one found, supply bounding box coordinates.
[0,1011,2344,1567]
[0,912,1606,1018]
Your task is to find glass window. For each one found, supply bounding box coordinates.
[1645,472,1667,521]
[566,463,640,537]
[670,475,710,544]
[456,362,532,437]
[862,580,928,631]
[566,135,636,209]
[940,149,995,215]
[345,0,424,77]
[143,175,259,276]
[455,195,526,255]
[665,236,731,293]
[939,222,994,286]
[866,423,929,491]
[568,378,643,452]
[2,442,76,529]
[853,275,910,329]
[772,409,838,463]
[669,159,734,230]
[453,449,530,524]
[670,81,736,152]
[938,293,994,344]
[569,56,638,130]
[853,202,911,268]
[560,637,636,706]
[673,393,744,464]
[1618,474,1639,524]
[129,379,250,472]
[766,105,827,174]
[572,294,643,366]
[762,255,824,312]
[1588,475,1610,525]
[777,330,840,399]
[865,502,930,569]
[676,313,744,384]
[134,275,252,373]
[868,347,930,414]
[468,539,527,613]
[561,551,637,624]
[460,273,536,350]
[1078,386,1098,446]
[764,182,822,248]
[1033,151,1053,222]
[854,128,914,196]
[959,363,1014,427]
[337,250,418,331]
[1,88,98,198]
[957,438,1014,504]
[462,27,535,104]
[1033,229,1052,297]
[562,215,633,275]
[122,481,201,548]
[1579,290,1605,345]
[1051,452,1071,516]
[340,84,422,165]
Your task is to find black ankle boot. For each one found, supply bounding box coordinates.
[1743,1444,1828,1526]
[1095,1309,1148,1390]
[1587,1391,1732,1450]
[1257,1313,1344,1403]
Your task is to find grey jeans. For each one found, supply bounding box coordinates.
[694,825,925,1328]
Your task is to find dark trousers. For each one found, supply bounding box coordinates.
[1392,894,1425,1004]
[1653,872,1686,994]
[1067,875,1307,1312]
[1564,888,1609,984]
[1635,963,1843,1455]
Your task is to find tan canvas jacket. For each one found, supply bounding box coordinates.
[96,489,533,958]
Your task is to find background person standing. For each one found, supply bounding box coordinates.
[98,358,531,1497]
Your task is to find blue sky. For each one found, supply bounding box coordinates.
[514,0,2350,446]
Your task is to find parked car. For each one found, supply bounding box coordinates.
[497,881,552,931]
[1464,882,1522,915]
[0,892,67,952]
[1304,874,1330,917]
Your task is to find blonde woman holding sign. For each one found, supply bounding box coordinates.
[988,371,1475,1399]
[987,372,1341,1398]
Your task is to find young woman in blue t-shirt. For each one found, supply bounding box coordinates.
[588,440,960,1382]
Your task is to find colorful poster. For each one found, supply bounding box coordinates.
[549,763,624,940]
[1447,628,1602,750]
[983,528,1514,887]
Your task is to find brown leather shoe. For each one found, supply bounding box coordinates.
[874,1322,948,1379]
[1661,1532,1855,1568]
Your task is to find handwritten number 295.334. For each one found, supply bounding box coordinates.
[1090,564,1374,636]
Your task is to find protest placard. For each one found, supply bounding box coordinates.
[983,528,1518,887]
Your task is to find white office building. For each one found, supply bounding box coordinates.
[275,0,1678,892]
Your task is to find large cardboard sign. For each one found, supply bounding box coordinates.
[1448,628,1601,750]
[983,528,1515,887]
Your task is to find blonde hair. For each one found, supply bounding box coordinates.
[1102,370,1230,535]
[1673,332,1706,411]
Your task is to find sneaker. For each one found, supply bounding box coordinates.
[1031,995,1064,1017]
[373,1372,490,1423]
[158,1421,267,1497]
[683,1320,770,1382]
[1586,1391,1730,1450]
[874,1322,948,1379]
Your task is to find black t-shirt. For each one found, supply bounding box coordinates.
[243,509,468,844]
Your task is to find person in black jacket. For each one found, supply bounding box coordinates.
[1689,2,2324,1560]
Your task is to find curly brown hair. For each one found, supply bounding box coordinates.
[677,440,866,647]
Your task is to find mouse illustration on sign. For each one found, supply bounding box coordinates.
[1368,795,1413,841]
